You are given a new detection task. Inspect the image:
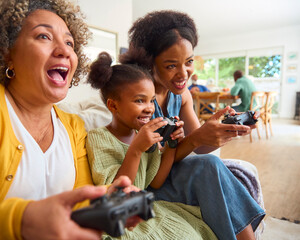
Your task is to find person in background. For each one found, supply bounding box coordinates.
[188,74,213,113]
[188,74,210,94]
[120,10,264,240]
[0,1,139,239]
[231,70,257,112]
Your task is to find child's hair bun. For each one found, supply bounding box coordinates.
[87,52,113,89]
[119,47,152,70]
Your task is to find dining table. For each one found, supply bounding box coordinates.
[218,92,240,106]
[192,91,240,116]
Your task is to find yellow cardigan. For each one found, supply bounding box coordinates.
[0,84,93,239]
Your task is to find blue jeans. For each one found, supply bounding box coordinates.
[147,154,265,240]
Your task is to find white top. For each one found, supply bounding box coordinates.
[5,95,75,200]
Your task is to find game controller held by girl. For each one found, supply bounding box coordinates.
[146,117,178,153]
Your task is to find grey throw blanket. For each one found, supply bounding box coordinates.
[222,159,260,203]
[222,159,265,239]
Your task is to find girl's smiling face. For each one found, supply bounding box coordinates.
[114,79,156,131]
[8,9,78,104]
[153,38,194,95]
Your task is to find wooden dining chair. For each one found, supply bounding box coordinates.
[194,92,221,124]
[263,91,277,139]
[249,91,266,142]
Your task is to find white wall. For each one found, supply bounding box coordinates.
[63,0,133,104]
[76,0,132,48]
[196,25,300,119]
[64,1,299,119]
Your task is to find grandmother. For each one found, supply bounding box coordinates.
[0,1,137,239]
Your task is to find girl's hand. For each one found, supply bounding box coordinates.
[131,117,167,152]
[170,116,185,142]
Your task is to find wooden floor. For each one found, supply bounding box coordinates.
[220,118,300,222]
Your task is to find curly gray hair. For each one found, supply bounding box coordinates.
[0,0,91,86]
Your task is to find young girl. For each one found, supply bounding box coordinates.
[86,52,217,239]
[87,51,184,189]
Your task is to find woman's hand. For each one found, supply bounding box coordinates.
[107,176,142,230]
[107,175,140,194]
[226,108,260,136]
[193,106,252,147]
[170,116,185,142]
[21,185,108,240]
[21,176,141,240]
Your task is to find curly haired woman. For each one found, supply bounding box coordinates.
[0,1,139,239]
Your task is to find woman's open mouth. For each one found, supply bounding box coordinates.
[47,66,69,82]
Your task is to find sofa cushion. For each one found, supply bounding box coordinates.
[57,97,112,131]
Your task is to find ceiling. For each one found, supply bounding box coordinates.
[132,0,300,40]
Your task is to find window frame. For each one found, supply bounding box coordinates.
[200,46,283,86]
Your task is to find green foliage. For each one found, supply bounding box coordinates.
[196,59,216,80]
[218,57,245,88]
[249,55,281,78]
[194,54,281,91]
[273,102,279,114]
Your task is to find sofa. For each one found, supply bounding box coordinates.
[57,88,265,239]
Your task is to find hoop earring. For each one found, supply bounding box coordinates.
[6,68,15,79]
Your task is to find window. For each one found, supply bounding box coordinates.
[197,59,216,81]
[249,55,281,78]
[249,54,281,114]
[199,47,282,114]
[218,56,245,88]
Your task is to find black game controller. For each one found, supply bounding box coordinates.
[71,187,155,237]
[146,117,178,153]
[222,110,258,125]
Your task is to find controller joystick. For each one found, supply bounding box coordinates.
[111,186,127,199]
[71,189,155,237]
[146,117,178,153]
[222,110,258,125]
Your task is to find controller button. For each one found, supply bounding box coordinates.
[90,197,101,205]
[111,208,126,220]
[130,191,137,196]
[128,203,139,214]
[147,195,155,204]
[112,189,126,199]
[99,195,108,204]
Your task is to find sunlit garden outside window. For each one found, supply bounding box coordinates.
[249,55,281,113]
[196,59,216,80]
[249,55,281,78]
[218,57,245,88]
[194,51,282,114]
